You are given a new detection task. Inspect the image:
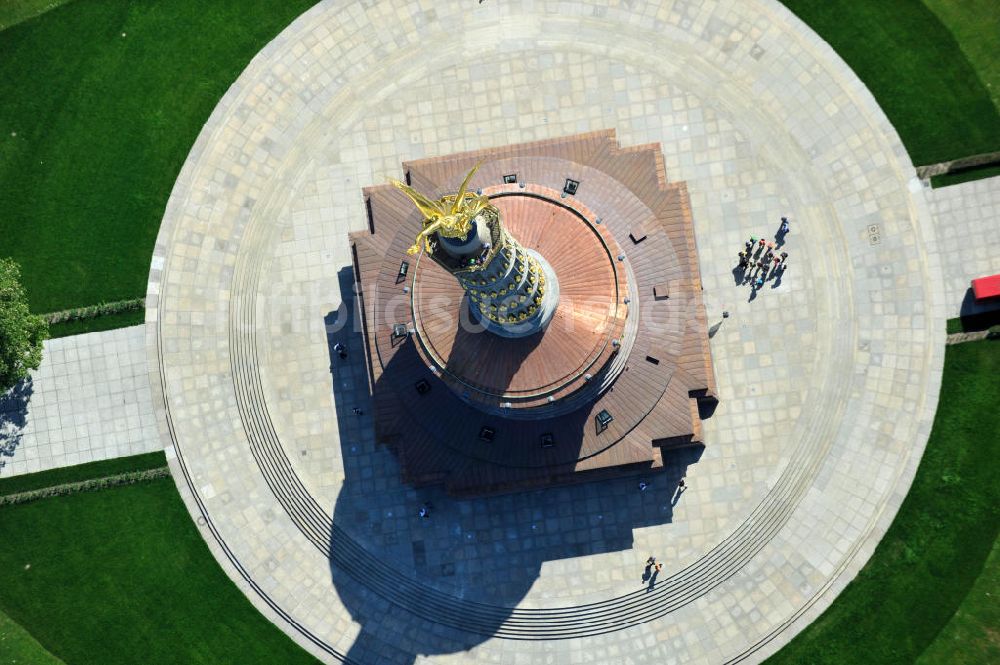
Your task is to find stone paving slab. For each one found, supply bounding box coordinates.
[923,175,1000,317]
[146,1,946,663]
[0,325,159,477]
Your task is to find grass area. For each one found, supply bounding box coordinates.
[923,0,1000,112]
[0,608,65,665]
[768,339,1000,664]
[0,451,165,496]
[1,0,998,318]
[0,0,73,31]
[0,0,318,313]
[782,0,1000,166]
[0,477,320,665]
[946,309,1000,334]
[917,536,1000,664]
[46,307,145,339]
[932,164,1000,188]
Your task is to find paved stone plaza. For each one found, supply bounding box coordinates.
[923,175,1000,317]
[141,0,975,662]
[0,326,159,476]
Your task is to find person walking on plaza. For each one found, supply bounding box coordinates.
[780,251,788,264]
[672,477,687,505]
[777,217,790,247]
[647,562,662,591]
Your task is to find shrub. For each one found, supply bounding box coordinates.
[0,258,48,393]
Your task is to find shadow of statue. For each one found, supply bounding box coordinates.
[0,377,34,469]
[442,293,544,396]
[323,267,703,664]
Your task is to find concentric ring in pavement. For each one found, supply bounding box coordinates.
[145,1,945,663]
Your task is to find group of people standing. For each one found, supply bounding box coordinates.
[737,217,791,292]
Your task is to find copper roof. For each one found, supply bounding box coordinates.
[351,130,715,495]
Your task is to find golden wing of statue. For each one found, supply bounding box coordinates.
[391,162,486,255]
[450,162,482,215]
[390,180,446,221]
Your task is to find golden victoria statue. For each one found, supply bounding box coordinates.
[390,161,561,337]
[391,163,490,255]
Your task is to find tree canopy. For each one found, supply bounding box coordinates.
[0,258,48,393]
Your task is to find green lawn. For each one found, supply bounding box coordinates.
[0,0,73,31]
[2,0,999,316]
[0,0,318,313]
[782,0,1000,166]
[0,608,65,665]
[918,535,1000,664]
[0,477,320,665]
[0,451,166,496]
[767,339,1000,664]
[923,0,1000,112]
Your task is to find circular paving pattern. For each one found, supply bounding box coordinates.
[146,1,944,663]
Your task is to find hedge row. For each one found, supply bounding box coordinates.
[0,467,169,505]
[42,298,145,324]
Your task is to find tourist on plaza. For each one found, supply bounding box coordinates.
[777,217,790,247]
[780,251,788,263]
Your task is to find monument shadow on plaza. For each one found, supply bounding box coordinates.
[324,267,702,663]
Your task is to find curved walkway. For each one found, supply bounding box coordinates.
[146,1,945,663]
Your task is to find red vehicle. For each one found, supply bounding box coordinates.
[971,273,1000,301]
